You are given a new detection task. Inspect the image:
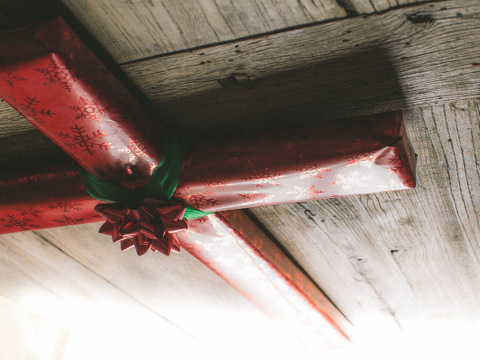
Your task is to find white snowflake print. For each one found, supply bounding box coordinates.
[287,185,323,200]
[377,178,408,191]
[332,171,373,191]
[298,167,331,179]
[287,185,310,200]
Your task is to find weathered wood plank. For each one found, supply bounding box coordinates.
[119,0,480,136]
[0,0,435,65]
[60,0,347,63]
[251,99,480,341]
[30,223,306,353]
[0,230,204,358]
[347,0,432,14]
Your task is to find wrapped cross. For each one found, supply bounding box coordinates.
[0,18,416,348]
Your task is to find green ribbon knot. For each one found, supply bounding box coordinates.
[80,133,210,220]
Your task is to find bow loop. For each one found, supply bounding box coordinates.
[94,202,188,256]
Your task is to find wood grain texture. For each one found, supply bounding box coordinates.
[0,229,204,358]
[60,0,347,63]
[120,0,480,136]
[346,0,433,14]
[251,99,480,342]
[10,223,306,354]
[0,0,436,64]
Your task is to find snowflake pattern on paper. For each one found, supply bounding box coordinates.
[237,192,270,203]
[34,57,78,92]
[240,172,285,187]
[188,193,219,209]
[118,137,151,162]
[331,171,373,191]
[204,179,229,190]
[48,201,83,213]
[287,185,323,200]
[377,179,407,191]
[0,70,26,87]
[1,214,39,230]
[295,165,331,179]
[18,97,56,124]
[53,215,85,226]
[56,125,111,156]
[13,207,43,218]
[68,97,107,123]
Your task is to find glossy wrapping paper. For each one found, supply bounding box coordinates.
[0,18,417,346]
[0,165,99,232]
[0,18,416,215]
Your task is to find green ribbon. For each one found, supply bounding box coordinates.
[81,133,210,220]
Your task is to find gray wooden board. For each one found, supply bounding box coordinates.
[251,99,480,342]
[0,229,204,358]
[0,224,306,354]
[59,0,436,62]
[0,0,436,64]
[118,0,480,137]
[55,0,346,63]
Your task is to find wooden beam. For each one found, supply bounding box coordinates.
[119,0,480,135]
[21,222,309,353]
[0,229,204,357]
[60,0,347,63]
[252,99,480,341]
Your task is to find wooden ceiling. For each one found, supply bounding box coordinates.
[1,0,479,357]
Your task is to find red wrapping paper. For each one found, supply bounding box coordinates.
[0,18,416,214]
[0,165,98,233]
[0,18,162,181]
[178,211,350,347]
[176,111,416,211]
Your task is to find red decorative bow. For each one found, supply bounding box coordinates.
[94,201,188,256]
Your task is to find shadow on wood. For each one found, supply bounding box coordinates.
[154,48,407,139]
